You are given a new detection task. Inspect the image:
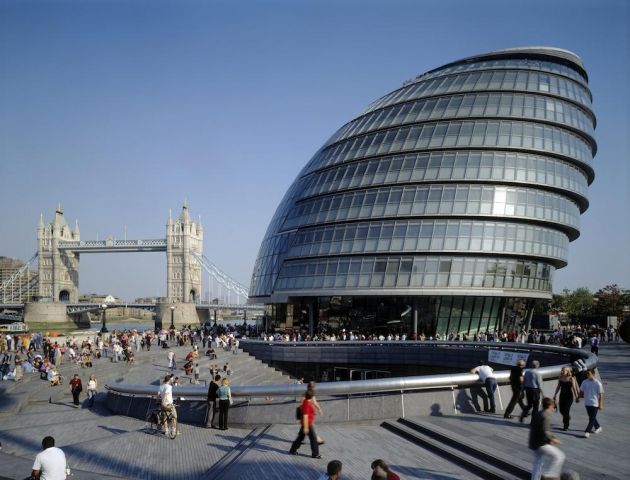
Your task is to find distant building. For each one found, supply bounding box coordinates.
[250,47,596,338]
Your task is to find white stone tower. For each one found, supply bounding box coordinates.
[166,203,203,303]
[37,206,80,302]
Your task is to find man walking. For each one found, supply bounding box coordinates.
[206,374,221,429]
[69,374,82,407]
[289,390,322,458]
[580,370,604,438]
[529,397,565,480]
[504,359,527,419]
[520,360,543,422]
[470,361,498,413]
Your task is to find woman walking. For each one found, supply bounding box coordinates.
[69,373,83,407]
[87,374,98,408]
[305,381,325,445]
[218,378,232,430]
[553,367,579,430]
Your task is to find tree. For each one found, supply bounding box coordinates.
[593,284,625,318]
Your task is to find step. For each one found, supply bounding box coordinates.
[398,418,531,478]
[382,420,526,480]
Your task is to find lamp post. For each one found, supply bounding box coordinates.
[170,305,175,330]
[100,304,108,333]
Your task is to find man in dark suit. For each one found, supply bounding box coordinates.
[206,374,221,428]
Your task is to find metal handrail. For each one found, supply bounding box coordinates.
[105,342,596,400]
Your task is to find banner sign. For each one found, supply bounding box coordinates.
[488,349,529,366]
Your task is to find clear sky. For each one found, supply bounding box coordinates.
[1,0,628,301]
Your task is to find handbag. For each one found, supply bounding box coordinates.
[229,397,233,406]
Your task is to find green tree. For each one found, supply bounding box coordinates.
[566,287,594,320]
[593,284,625,318]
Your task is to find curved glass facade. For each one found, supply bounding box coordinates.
[250,47,596,338]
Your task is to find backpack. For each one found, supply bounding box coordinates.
[295,405,302,421]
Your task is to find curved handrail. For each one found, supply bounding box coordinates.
[105,342,597,400]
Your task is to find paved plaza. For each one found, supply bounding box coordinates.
[0,336,628,479]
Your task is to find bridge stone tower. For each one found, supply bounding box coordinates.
[37,206,80,303]
[166,203,203,303]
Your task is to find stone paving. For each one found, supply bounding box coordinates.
[0,335,628,479]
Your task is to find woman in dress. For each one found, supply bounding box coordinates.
[553,366,579,430]
[217,378,232,430]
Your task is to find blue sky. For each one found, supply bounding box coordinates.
[1,0,628,301]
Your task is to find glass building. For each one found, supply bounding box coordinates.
[250,47,596,338]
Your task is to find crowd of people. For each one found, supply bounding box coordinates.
[471,355,605,479]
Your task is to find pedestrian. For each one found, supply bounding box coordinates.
[520,360,543,422]
[370,459,401,480]
[553,367,579,430]
[167,350,175,371]
[194,363,200,384]
[504,359,527,419]
[470,361,498,413]
[87,374,98,408]
[69,373,82,407]
[529,397,565,480]
[579,370,604,438]
[305,381,325,444]
[206,374,221,429]
[217,378,232,430]
[289,390,321,458]
[317,460,342,480]
[589,334,599,356]
[31,436,68,480]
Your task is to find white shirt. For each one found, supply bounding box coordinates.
[32,447,67,480]
[580,378,604,407]
[473,365,495,382]
[159,382,173,406]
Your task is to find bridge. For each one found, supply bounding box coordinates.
[0,204,262,325]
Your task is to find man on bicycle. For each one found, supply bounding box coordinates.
[158,375,178,435]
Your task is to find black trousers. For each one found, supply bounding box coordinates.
[521,388,541,419]
[290,424,319,457]
[504,385,526,416]
[72,390,81,405]
[218,399,230,429]
[206,400,218,427]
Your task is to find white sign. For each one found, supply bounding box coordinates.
[488,349,529,366]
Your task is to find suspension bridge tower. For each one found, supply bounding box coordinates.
[37,205,80,303]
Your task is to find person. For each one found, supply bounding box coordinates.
[69,374,82,407]
[553,367,579,430]
[194,363,200,384]
[31,436,67,480]
[206,374,221,429]
[504,359,527,419]
[589,334,599,356]
[167,350,176,371]
[87,374,98,408]
[579,370,604,438]
[470,361,497,413]
[520,360,543,422]
[529,397,565,480]
[305,381,325,444]
[158,375,178,435]
[370,459,400,480]
[317,460,342,480]
[289,390,321,458]
[217,378,232,430]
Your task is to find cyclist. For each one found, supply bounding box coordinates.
[158,375,178,435]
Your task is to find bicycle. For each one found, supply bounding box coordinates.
[145,398,182,439]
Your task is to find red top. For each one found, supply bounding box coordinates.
[387,472,400,480]
[301,398,315,425]
[70,377,82,391]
